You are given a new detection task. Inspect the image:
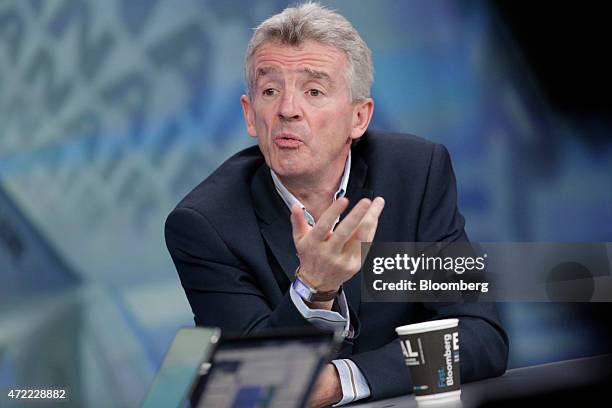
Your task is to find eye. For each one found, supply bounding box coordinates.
[308,89,322,97]
[262,88,278,97]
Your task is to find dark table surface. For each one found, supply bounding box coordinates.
[352,354,612,407]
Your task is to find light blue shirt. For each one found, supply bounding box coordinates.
[270,150,372,405]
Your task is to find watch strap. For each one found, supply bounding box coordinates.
[294,267,340,302]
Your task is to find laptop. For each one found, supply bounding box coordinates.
[141,327,221,408]
[189,328,343,408]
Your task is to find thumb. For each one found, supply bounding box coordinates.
[290,203,310,243]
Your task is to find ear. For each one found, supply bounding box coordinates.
[349,98,374,141]
[241,94,257,138]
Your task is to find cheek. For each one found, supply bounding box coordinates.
[253,109,273,137]
[253,116,274,156]
[317,109,353,143]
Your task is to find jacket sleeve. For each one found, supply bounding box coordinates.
[350,305,508,400]
[351,143,509,400]
[165,206,312,334]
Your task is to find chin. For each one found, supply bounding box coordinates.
[272,166,302,178]
[271,161,305,178]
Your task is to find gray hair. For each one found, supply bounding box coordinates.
[245,2,373,102]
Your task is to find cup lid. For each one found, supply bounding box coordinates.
[395,318,458,335]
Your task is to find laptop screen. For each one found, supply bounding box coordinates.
[141,327,220,408]
[194,333,337,408]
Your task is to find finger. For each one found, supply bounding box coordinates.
[342,197,385,254]
[290,203,311,243]
[310,197,350,241]
[355,196,385,242]
[344,236,365,265]
[328,198,373,248]
[345,215,380,255]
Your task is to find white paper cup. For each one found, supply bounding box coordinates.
[396,319,461,403]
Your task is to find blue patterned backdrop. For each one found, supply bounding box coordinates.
[1,1,611,406]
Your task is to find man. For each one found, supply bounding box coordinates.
[165,3,508,406]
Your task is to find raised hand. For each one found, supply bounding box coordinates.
[290,196,385,292]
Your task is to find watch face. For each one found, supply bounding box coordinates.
[293,277,315,301]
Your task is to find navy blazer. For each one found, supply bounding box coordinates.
[165,130,509,400]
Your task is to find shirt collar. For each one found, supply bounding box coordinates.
[270,150,351,227]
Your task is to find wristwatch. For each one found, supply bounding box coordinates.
[292,266,340,302]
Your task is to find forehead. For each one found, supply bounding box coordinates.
[252,40,348,81]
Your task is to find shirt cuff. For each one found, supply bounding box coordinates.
[289,284,352,337]
[331,359,371,406]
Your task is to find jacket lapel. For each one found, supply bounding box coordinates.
[341,153,372,315]
[251,164,300,284]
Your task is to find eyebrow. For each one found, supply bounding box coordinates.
[298,67,332,83]
[255,66,277,82]
[255,66,334,85]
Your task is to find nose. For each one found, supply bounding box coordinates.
[278,90,302,121]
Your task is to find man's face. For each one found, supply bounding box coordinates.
[241,40,372,181]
